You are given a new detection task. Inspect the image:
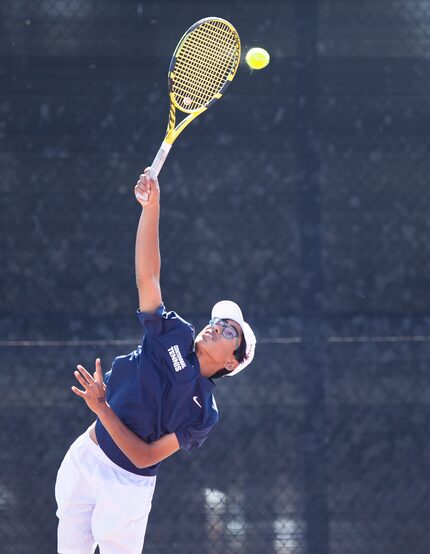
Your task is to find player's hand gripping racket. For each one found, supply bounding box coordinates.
[149,17,241,179]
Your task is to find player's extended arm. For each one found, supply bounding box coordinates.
[72,359,180,468]
[134,168,162,313]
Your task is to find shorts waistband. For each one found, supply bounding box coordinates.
[82,429,156,483]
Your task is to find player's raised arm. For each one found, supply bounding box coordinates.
[134,168,162,313]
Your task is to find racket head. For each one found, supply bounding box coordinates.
[168,17,241,114]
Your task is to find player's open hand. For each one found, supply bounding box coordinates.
[134,167,160,208]
[72,358,108,415]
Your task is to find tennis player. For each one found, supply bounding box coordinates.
[55,168,256,554]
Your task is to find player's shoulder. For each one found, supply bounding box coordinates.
[138,304,195,339]
[159,309,195,351]
[164,309,195,332]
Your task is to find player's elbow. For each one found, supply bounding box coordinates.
[136,273,159,289]
[133,460,150,470]
[132,452,156,470]
[136,278,162,314]
[136,276,161,301]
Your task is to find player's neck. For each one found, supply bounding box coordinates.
[196,351,220,378]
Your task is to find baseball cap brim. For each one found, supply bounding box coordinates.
[211,300,256,376]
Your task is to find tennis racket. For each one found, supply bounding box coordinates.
[149,17,241,179]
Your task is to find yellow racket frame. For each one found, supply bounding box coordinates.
[150,17,241,177]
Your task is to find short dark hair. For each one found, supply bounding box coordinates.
[211,334,248,379]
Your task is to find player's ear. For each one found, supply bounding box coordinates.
[224,358,239,373]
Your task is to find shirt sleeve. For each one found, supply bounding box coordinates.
[175,415,219,452]
[104,368,112,384]
[137,303,194,339]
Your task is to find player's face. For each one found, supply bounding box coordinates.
[195,318,242,365]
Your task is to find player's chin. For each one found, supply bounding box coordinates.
[195,332,209,346]
[195,332,216,354]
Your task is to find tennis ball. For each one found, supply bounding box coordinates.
[245,47,270,70]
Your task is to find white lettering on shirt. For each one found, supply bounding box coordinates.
[167,345,187,372]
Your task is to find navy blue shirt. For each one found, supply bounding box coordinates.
[95,304,219,476]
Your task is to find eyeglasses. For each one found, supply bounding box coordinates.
[208,318,240,342]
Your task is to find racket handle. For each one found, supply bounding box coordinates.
[150,141,172,179]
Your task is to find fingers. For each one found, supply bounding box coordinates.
[74,369,91,390]
[71,385,85,397]
[144,167,159,183]
[135,173,150,204]
[138,170,157,187]
[76,364,93,383]
[95,358,103,382]
[134,168,159,205]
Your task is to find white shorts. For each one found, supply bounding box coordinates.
[55,429,156,554]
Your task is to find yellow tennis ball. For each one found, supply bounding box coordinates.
[246,47,270,70]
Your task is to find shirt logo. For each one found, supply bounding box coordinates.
[167,344,187,372]
[193,396,202,408]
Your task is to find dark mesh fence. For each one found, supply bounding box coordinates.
[2,1,430,552]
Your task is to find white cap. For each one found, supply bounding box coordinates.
[211,300,256,377]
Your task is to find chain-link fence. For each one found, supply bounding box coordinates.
[2,0,430,552]
[2,325,430,554]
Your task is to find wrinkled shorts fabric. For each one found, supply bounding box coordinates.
[55,430,156,554]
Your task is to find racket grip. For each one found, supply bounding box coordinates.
[150,141,172,179]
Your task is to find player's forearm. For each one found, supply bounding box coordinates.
[96,404,153,468]
[135,204,161,284]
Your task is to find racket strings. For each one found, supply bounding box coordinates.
[171,20,240,111]
[173,46,235,108]
[174,44,234,105]
[181,24,238,86]
[173,59,227,106]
